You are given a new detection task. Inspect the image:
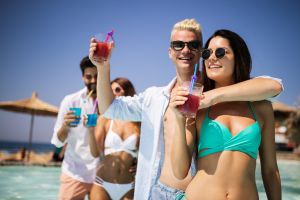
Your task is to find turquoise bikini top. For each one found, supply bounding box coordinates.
[198,102,261,159]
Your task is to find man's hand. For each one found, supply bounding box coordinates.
[63,110,78,127]
[82,114,95,132]
[169,86,189,117]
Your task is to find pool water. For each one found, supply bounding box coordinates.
[257,160,300,200]
[0,166,60,200]
[0,160,299,200]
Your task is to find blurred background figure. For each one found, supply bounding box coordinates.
[51,56,99,200]
[51,144,67,163]
[0,147,27,162]
[286,109,300,154]
[89,77,140,200]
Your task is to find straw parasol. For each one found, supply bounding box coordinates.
[0,91,58,161]
[272,101,297,122]
[272,101,297,113]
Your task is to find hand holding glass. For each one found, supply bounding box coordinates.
[69,107,81,127]
[178,82,203,118]
[94,32,113,61]
[86,114,98,127]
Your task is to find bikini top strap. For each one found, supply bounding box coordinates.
[248,102,257,121]
[206,107,211,118]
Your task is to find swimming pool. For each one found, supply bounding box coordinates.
[257,160,300,200]
[0,166,60,200]
[0,160,299,200]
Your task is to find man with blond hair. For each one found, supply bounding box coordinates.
[89,19,282,199]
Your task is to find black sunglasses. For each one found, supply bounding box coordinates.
[114,87,122,93]
[170,40,201,52]
[201,48,227,60]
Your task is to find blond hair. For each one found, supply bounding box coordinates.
[170,18,203,47]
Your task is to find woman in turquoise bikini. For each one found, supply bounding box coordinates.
[170,29,281,200]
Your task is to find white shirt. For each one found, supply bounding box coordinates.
[104,76,283,200]
[51,88,99,183]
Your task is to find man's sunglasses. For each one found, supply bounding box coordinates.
[201,48,227,60]
[170,40,201,52]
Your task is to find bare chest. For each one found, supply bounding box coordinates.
[163,106,178,146]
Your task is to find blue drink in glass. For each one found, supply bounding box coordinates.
[69,107,81,127]
[87,114,98,127]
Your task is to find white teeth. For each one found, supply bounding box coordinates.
[179,57,191,60]
[209,65,221,69]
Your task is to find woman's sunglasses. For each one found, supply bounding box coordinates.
[114,86,122,93]
[170,40,201,52]
[201,48,227,60]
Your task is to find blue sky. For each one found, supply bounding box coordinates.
[0,0,299,143]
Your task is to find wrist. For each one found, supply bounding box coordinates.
[213,87,225,105]
[62,123,70,131]
[99,61,110,69]
[88,127,95,133]
[175,112,186,122]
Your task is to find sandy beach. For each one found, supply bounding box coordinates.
[0,150,61,166]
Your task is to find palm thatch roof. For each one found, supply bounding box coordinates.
[272,101,297,121]
[272,101,297,113]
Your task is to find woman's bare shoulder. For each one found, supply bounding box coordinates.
[252,100,273,121]
[252,100,273,111]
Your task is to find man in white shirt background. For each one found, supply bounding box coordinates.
[51,56,99,200]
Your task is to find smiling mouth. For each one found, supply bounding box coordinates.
[178,56,192,61]
[208,65,222,69]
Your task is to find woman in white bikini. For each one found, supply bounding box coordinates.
[89,77,140,200]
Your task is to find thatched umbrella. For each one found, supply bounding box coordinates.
[272,101,297,122]
[0,92,58,161]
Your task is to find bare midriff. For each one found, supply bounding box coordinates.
[97,152,135,184]
[186,151,258,200]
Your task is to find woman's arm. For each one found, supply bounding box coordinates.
[258,101,282,200]
[89,116,107,158]
[200,77,283,109]
[89,38,115,114]
[170,86,196,179]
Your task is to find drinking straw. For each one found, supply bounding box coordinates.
[189,63,198,93]
[87,90,94,98]
[83,90,94,103]
[105,29,114,42]
[92,99,98,114]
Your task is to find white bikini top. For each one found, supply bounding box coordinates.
[104,120,138,158]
